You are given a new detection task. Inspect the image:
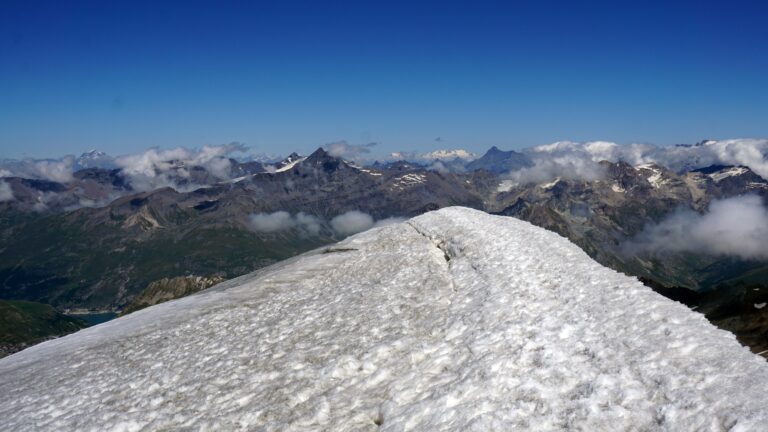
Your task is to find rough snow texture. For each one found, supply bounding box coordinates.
[2,207,768,431]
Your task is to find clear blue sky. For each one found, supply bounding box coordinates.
[1,0,767,158]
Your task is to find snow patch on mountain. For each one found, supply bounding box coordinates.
[708,166,749,182]
[391,173,427,190]
[1,207,768,431]
[274,156,307,172]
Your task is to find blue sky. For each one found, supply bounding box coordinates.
[1,0,767,158]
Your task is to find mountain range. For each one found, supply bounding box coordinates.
[1,144,767,356]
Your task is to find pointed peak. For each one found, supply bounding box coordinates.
[308,147,329,158]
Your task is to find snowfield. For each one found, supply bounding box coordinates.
[2,207,768,431]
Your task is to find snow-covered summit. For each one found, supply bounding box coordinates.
[2,207,768,430]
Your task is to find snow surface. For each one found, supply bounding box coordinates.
[611,183,626,193]
[708,167,749,183]
[540,178,561,190]
[391,173,427,190]
[274,157,307,172]
[2,207,768,431]
[636,164,667,188]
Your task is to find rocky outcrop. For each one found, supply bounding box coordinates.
[121,275,226,315]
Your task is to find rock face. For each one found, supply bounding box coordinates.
[121,275,226,315]
[1,207,767,430]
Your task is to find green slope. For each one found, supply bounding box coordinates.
[0,300,88,358]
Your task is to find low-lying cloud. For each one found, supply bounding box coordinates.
[622,195,768,260]
[0,180,14,202]
[249,211,295,232]
[330,210,375,235]
[249,211,322,235]
[330,211,406,235]
[249,210,404,236]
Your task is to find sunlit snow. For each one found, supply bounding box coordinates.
[1,207,767,431]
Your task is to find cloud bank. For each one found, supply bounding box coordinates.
[502,139,768,184]
[622,195,768,260]
[0,157,76,183]
[330,210,375,235]
[114,142,247,192]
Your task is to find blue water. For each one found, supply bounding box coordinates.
[67,312,118,326]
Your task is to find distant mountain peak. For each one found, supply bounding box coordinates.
[307,147,329,159]
[75,150,115,170]
[284,152,301,162]
[466,146,532,174]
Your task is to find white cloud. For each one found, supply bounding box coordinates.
[331,210,375,235]
[249,211,324,235]
[0,157,76,183]
[504,141,609,184]
[250,210,402,237]
[623,195,768,260]
[114,143,248,192]
[32,158,76,183]
[658,139,768,178]
[295,212,322,235]
[324,141,377,162]
[497,139,768,184]
[249,211,296,232]
[0,180,14,202]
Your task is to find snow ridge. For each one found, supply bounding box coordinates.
[1,207,768,431]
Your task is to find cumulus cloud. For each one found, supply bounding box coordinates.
[250,209,403,237]
[330,210,375,235]
[324,141,377,162]
[0,180,14,202]
[508,142,607,184]
[0,143,253,192]
[114,142,248,191]
[294,212,322,235]
[31,157,76,183]
[249,211,323,235]
[653,139,768,178]
[622,195,768,260]
[0,157,76,183]
[249,211,295,232]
